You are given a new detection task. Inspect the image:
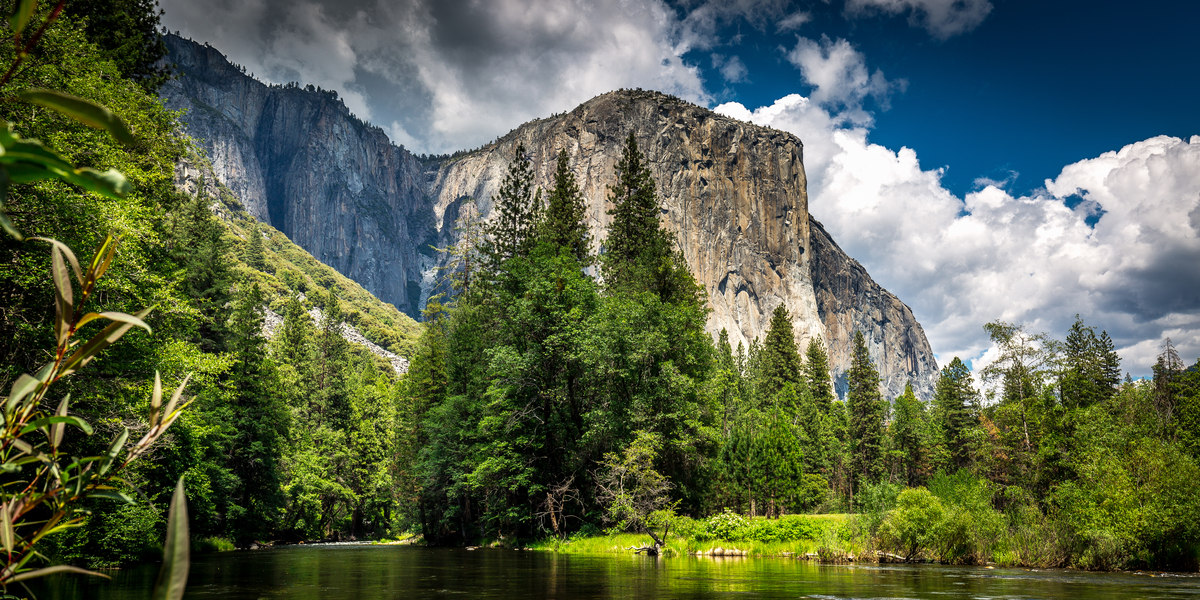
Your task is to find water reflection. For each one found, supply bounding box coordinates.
[25,545,1200,599]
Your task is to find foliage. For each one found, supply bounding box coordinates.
[847,331,885,499]
[597,431,675,534]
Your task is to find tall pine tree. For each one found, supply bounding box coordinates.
[540,149,591,264]
[225,282,288,546]
[847,331,885,498]
[805,338,835,412]
[759,305,803,403]
[934,357,976,470]
[483,142,542,277]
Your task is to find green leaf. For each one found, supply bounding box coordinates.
[18,89,135,146]
[5,373,40,415]
[98,428,128,476]
[60,307,153,377]
[50,394,70,447]
[0,502,13,553]
[89,490,134,504]
[73,167,132,198]
[161,374,192,427]
[152,478,189,600]
[10,565,111,583]
[32,237,83,286]
[50,244,73,346]
[85,234,118,283]
[149,371,162,427]
[9,0,37,36]
[0,137,131,199]
[21,414,92,437]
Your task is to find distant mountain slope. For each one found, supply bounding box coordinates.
[175,151,422,365]
[163,35,937,400]
[162,36,437,319]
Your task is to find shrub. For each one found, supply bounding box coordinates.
[694,509,748,541]
[879,487,944,560]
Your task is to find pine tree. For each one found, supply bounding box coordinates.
[1098,330,1122,399]
[483,143,542,276]
[245,220,266,271]
[889,382,924,486]
[225,282,287,546]
[805,337,835,412]
[934,357,976,470]
[847,331,885,496]
[540,149,591,264]
[172,187,233,351]
[1062,316,1104,409]
[316,289,351,427]
[601,132,692,302]
[759,305,803,403]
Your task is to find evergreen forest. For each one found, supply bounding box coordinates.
[2,0,1200,577]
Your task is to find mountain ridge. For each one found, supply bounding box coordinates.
[161,34,938,400]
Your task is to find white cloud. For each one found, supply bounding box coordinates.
[162,0,713,154]
[845,0,994,39]
[776,10,812,32]
[785,36,905,123]
[719,87,1200,376]
[712,54,749,83]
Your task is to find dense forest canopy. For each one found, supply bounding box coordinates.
[1,0,1199,576]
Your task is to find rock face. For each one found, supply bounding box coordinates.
[163,35,937,400]
[161,35,438,317]
[808,218,937,399]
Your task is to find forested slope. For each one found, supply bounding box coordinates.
[0,5,421,565]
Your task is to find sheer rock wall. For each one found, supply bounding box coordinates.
[163,36,938,400]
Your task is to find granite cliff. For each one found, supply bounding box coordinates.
[162,35,938,400]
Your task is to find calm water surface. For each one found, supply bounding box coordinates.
[27,545,1200,599]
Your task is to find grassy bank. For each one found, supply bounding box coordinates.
[528,514,852,558]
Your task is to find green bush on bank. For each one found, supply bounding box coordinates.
[673,510,825,543]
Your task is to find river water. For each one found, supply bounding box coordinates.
[25,544,1200,599]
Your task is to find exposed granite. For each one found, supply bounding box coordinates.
[161,35,436,318]
[163,35,936,400]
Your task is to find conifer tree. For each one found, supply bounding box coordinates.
[225,282,287,546]
[889,382,925,486]
[316,290,351,427]
[934,357,976,470]
[601,132,693,302]
[805,338,835,412]
[172,187,233,351]
[484,143,542,276]
[245,220,266,271]
[540,149,591,264]
[847,331,885,496]
[759,305,803,403]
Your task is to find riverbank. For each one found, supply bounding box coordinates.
[527,514,852,559]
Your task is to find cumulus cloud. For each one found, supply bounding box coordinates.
[718,89,1200,375]
[161,0,713,153]
[845,0,994,39]
[785,36,905,123]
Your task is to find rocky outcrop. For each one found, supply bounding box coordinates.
[808,218,936,400]
[161,35,437,318]
[426,90,823,355]
[163,36,937,400]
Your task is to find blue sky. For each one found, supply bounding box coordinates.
[685,0,1200,199]
[161,0,1200,375]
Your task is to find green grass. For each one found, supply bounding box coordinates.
[193,537,236,553]
[530,514,854,559]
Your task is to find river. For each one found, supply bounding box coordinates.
[25,545,1200,599]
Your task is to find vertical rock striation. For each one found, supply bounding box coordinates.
[162,35,937,400]
[161,35,437,317]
